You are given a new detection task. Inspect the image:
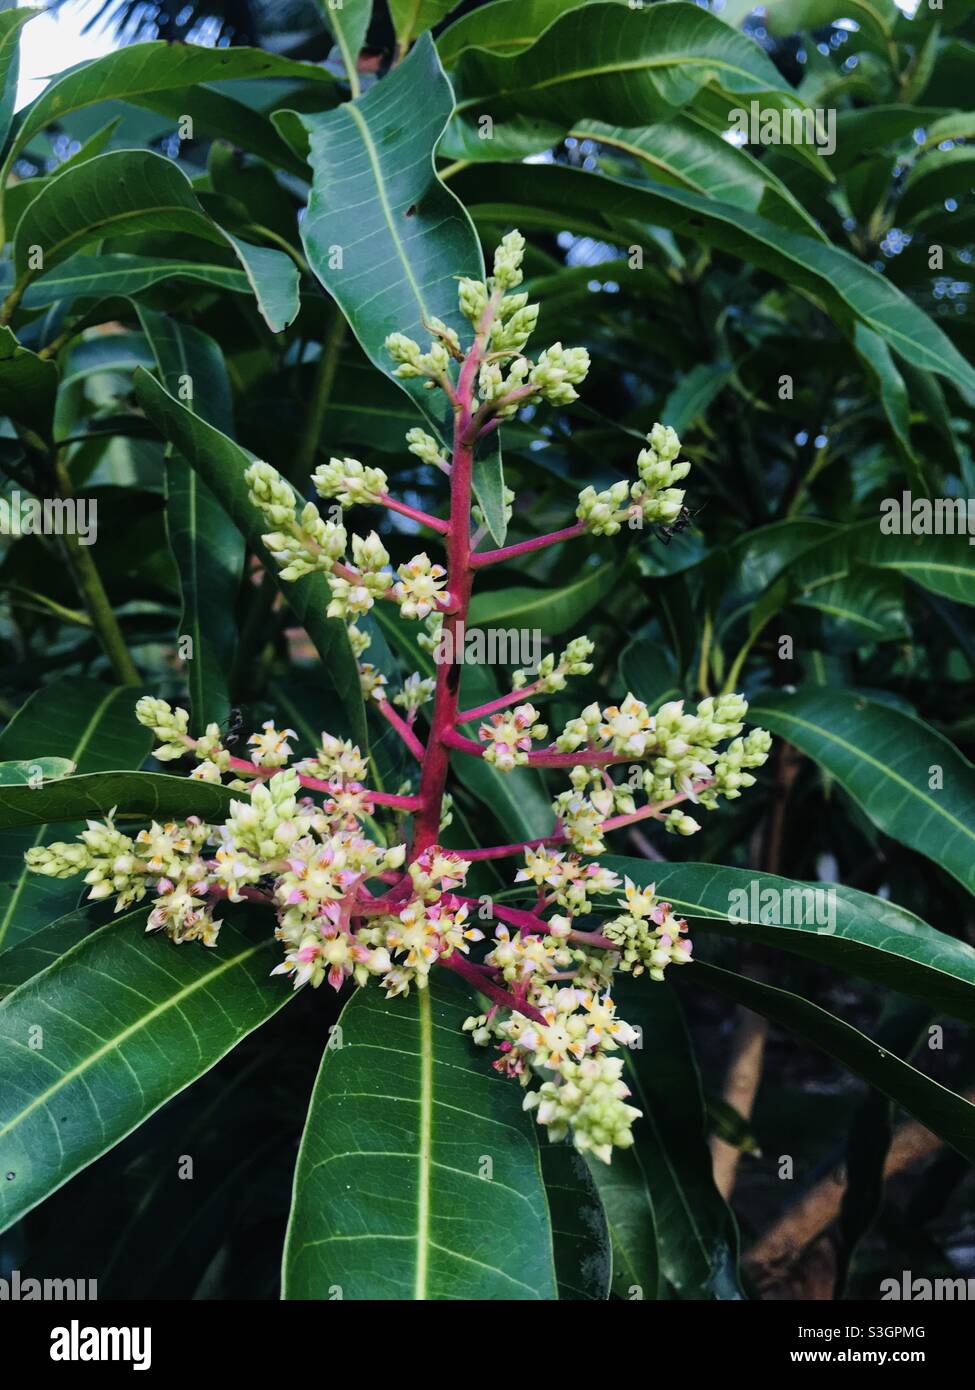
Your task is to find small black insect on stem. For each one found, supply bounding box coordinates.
[653,501,707,546]
[222,706,245,750]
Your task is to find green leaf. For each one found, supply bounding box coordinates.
[0,679,151,951]
[0,903,289,1231]
[901,145,975,225]
[540,1143,611,1299]
[13,148,208,274]
[707,1095,761,1156]
[853,323,924,491]
[835,997,931,1295]
[282,974,557,1299]
[598,859,975,1029]
[438,0,593,67]
[452,2,818,165]
[467,562,616,633]
[793,569,909,649]
[589,978,742,1299]
[453,162,975,401]
[0,9,33,156]
[586,1139,658,1301]
[0,325,58,437]
[133,83,313,178]
[0,906,107,1000]
[717,518,975,663]
[132,366,367,748]
[896,17,942,105]
[317,0,371,97]
[618,636,682,710]
[716,519,833,642]
[0,769,241,833]
[792,520,975,609]
[389,0,459,52]
[921,110,975,146]
[766,0,899,51]
[573,118,823,236]
[13,149,299,331]
[1,39,336,185]
[749,689,975,895]
[831,106,943,171]
[136,307,245,731]
[688,961,975,1164]
[297,32,508,544]
[13,253,255,310]
[660,362,734,436]
[217,229,301,334]
[0,758,75,785]
[1,119,128,242]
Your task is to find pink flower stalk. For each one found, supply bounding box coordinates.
[28,232,773,1164]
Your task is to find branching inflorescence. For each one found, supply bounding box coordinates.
[27,232,771,1164]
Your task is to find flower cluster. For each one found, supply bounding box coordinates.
[577,423,691,535]
[23,231,775,1167]
[463,956,646,1163]
[546,692,771,852]
[471,681,771,855]
[384,231,591,419]
[602,878,693,980]
[512,636,594,693]
[242,458,451,696]
[478,703,549,771]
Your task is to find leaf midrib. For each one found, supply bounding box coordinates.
[344,100,432,324]
[0,939,267,1143]
[20,201,206,278]
[456,52,789,112]
[750,703,975,848]
[415,983,433,1300]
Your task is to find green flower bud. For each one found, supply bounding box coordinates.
[492,229,526,292]
[458,277,488,326]
[313,457,388,508]
[405,427,449,472]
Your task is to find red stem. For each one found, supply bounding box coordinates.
[408,294,499,856]
[472,521,586,569]
[223,751,420,808]
[460,835,560,862]
[438,951,547,1025]
[451,780,715,860]
[378,493,449,534]
[375,699,426,762]
[440,726,634,769]
[455,677,548,724]
[453,895,550,935]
